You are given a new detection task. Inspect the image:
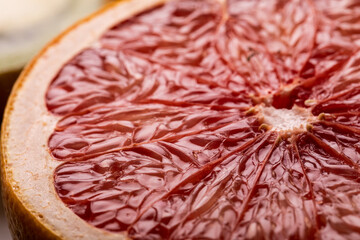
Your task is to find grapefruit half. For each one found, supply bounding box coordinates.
[2,0,360,239]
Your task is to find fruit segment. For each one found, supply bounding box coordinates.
[296,134,360,239]
[55,119,264,235]
[232,140,317,239]
[46,0,360,238]
[224,0,316,87]
[49,105,249,160]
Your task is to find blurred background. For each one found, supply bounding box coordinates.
[0,0,111,238]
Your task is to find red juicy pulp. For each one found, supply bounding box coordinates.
[46,0,360,239]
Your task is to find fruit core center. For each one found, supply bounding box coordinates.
[259,105,314,132]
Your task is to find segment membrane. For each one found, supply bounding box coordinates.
[297,134,360,239]
[45,0,360,238]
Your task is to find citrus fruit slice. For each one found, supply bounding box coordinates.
[2,0,360,239]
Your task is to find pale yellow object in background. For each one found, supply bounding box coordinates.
[0,0,104,74]
[0,0,70,33]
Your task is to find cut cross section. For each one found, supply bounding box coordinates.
[47,0,360,239]
[2,0,360,239]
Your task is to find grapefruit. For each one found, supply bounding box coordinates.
[2,0,360,239]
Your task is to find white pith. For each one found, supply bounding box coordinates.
[259,105,315,132]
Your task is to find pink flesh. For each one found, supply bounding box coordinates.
[46,0,360,239]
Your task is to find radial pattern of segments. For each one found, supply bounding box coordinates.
[46,0,360,239]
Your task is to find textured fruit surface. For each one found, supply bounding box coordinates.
[46,0,360,239]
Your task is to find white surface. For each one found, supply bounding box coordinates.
[0,0,103,74]
[260,105,314,131]
[0,0,70,33]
